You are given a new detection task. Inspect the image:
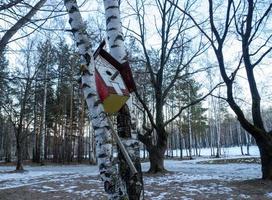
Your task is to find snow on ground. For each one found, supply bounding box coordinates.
[266,193,272,198]
[140,157,262,199]
[142,145,260,158]
[0,165,99,190]
[142,159,261,183]
[0,146,268,200]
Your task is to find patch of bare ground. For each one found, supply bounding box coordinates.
[1,158,270,200]
[1,175,271,199]
[227,179,272,199]
[0,175,107,200]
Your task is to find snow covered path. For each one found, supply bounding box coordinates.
[0,165,98,190]
[0,146,270,199]
[143,158,262,182]
[0,156,271,199]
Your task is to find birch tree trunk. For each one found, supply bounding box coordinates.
[103,1,143,199]
[40,55,48,165]
[237,123,244,156]
[188,91,193,159]
[215,106,221,158]
[64,1,127,199]
[245,131,250,155]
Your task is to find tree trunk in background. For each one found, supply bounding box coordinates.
[237,123,244,155]
[139,124,168,173]
[64,0,127,198]
[78,92,85,163]
[245,131,250,155]
[179,133,183,159]
[40,59,48,165]
[32,83,38,162]
[256,137,272,179]
[88,125,96,164]
[5,122,11,162]
[23,127,30,160]
[103,0,143,199]
[188,101,192,159]
[15,128,23,171]
[53,123,58,162]
[68,83,74,163]
[147,145,167,173]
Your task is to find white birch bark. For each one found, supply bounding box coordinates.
[245,130,250,155]
[215,101,221,158]
[188,104,193,159]
[103,0,126,63]
[237,122,244,155]
[40,54,47,164]
[64,1,127,199]
[103,0,143,199]
[188,89,193,159]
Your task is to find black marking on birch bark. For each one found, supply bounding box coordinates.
[94,99,102,107]
[106,5,119,10]
[111,44,119,48]
[76,39,85,47]
[104,172,111,178]
[104,181,116,194]
[87,92,95,99]
[69,5,78,13]
[82,69,91,76]
[121,55,127,62]
[81,83,90,88]
[69,18,73,25]
[114,34,124,42]
[85,47,91,55]
[106,15,117,25]
[71,28,79,34]
[93,125,100,130]
[118,189,123,196]
[107,27,117,31]
[98,153,108,158]
[129,142,139,148]
[77,77,82,84]
[99,163,106,170]
[100,114,108,122]
[84,53,91,66]
[104,125,111,130]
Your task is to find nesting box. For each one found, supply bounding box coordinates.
[94,41,130,114]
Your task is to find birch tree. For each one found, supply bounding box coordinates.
[64,0,127,198]
[103,0,143,199]
[40,47,48,165]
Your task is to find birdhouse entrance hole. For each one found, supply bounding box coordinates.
[106,70,112,76]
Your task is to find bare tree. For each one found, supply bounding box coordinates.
[170,0,272,179]
[2,42,39,171]
[126,0,210,173]
[0,0,47,55]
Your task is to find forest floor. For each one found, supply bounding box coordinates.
[1,155,272,200]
